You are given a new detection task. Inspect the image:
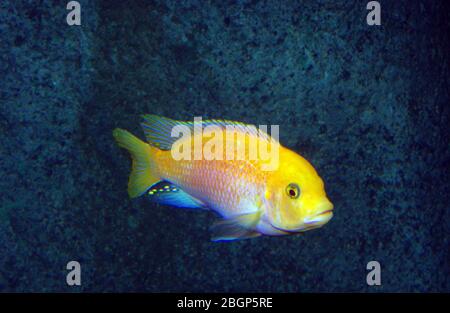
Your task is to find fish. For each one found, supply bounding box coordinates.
[113,114,333,241]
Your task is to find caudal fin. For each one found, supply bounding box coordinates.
[113,128,160,198]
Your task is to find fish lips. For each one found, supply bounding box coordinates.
[270,210,333,233]
[303,210,334,225]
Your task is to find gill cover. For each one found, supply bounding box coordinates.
[264,147,327,231]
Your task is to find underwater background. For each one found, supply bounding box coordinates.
[0,0,449,292]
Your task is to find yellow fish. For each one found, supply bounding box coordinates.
[113,115,333,241]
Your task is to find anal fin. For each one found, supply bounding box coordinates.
[147,182,206,209]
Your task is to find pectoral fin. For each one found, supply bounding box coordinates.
[210,211,262,242]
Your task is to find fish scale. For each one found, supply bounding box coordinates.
[156,153,265,217]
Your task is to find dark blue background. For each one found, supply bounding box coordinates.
[0,0,448,292]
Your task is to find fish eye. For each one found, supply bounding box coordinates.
[286,183,300,199]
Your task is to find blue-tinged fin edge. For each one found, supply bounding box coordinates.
[147,181,206,210]
[140,114,277,150]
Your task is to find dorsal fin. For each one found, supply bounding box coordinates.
[140,114,277,150]
[140,115,191,150]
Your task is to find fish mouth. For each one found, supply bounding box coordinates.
[269,201,334,233]
[270,222,327,234]
[270,210,333,234]
[303,200,334,225]
[304,210,333,225]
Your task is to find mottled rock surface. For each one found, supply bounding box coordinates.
[0,0,448,291]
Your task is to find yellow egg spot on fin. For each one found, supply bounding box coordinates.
[264,190,271,201]
[147,181,206,209]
